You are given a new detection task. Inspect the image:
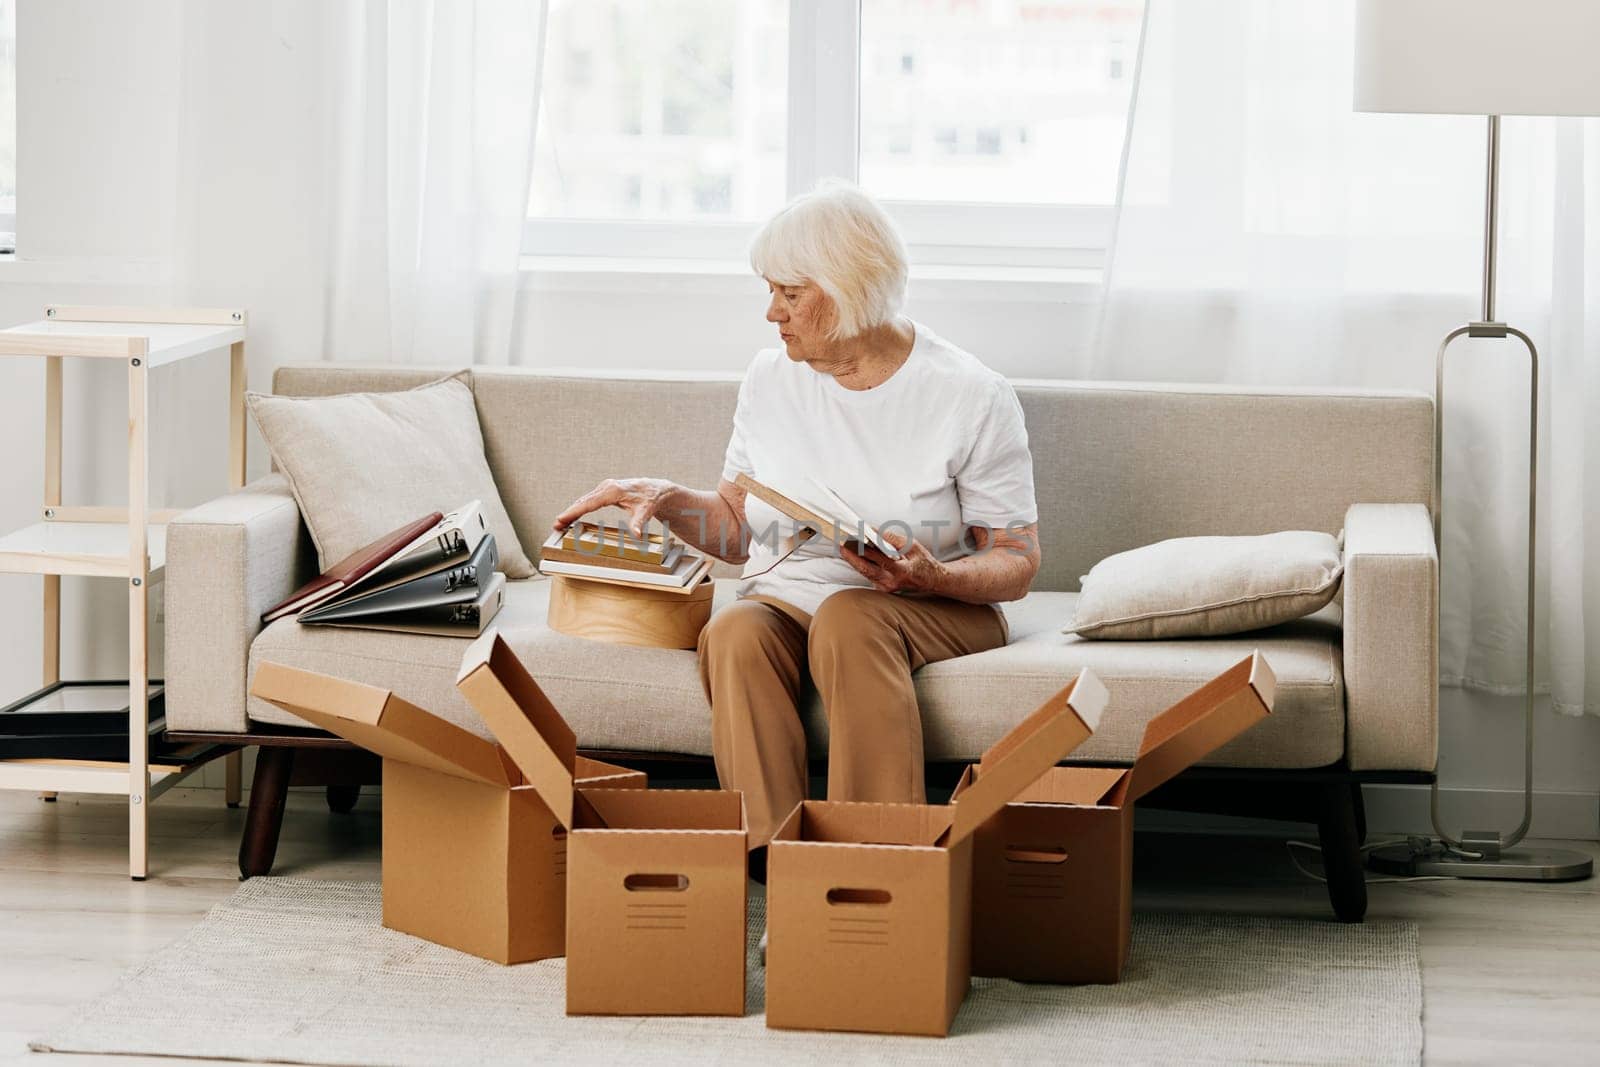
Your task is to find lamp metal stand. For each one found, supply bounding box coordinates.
[1368,115,1592,882]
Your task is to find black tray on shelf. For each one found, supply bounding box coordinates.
[3,731,153,761]
[0,681,180,761]
[1,736,221,765]
[0,680,165,735]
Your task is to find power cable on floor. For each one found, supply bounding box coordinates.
[1285,838,1456,885]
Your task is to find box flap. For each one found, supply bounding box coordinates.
[790,799,951,847]
[977,670,1108,772]
[1015,766,1130,808]
[1123,651,1276,804]
[943,668,1108,846]
[250,660,511,788]
[577,787,744,831]
[573,755,647,788]
[455,632,579,827]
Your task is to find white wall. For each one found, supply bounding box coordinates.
[0,1,1594,838]
[0,1,185,694]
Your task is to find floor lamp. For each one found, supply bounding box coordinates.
[1352,0,1596,881]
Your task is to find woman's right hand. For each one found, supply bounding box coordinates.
[551,477,679,536]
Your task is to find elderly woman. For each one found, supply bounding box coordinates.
[552,181,1040,855]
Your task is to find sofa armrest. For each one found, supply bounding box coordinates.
[1341,503,1438,772]
[164,473,313,733]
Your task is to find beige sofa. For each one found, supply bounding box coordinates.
[164,364,1439,919]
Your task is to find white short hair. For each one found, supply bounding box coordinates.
[749,179,909,341]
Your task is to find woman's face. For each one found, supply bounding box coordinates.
[764,279,836,363]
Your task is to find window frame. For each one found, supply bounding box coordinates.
[522,0,1119,272]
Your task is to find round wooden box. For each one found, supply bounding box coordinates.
[546,573,715,650]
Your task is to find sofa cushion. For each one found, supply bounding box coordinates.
[248,578,708,755]
[273,366,1432,595]
[925,591,1344,768]
[248,581,1344,769]
[247,373,535,578]
[1068,530,1344,639]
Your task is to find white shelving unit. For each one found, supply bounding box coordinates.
[0,522,170,578]
[0,306,250,879]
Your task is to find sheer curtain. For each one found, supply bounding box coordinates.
[323,0,547,366]
[1547,121,1600,716]
[1097,0,1600,716]
[172,0,547,368]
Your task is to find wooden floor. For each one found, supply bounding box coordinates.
[1,788,1596,1066]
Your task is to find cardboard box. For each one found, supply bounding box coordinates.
[455,633,748,1017]
[249,659,645,965]
[957,651,1276,985]
[764,669,1109,1037]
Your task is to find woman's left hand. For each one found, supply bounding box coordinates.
[840,529,946,595]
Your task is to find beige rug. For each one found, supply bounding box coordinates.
[34,878,1421,1066]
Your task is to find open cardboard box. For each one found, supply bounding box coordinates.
[455,632,748,1017]
[954,651,1276,985]
[764,668,1109,1037]
[248,659,645,965]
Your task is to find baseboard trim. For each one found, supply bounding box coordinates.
[1136,784,1600,843]
[1362,784,1600,843]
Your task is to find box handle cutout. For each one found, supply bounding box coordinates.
[1004,844,1069,864]
[624,873,690,891]
[551,827,568,841]
[826,887,892,906]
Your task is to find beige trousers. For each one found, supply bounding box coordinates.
[697,588,1009,849]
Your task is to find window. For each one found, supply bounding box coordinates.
[529,0,788,222]
[860,0,1141,207]
[0,0,15,252]
[526,0,788,260]
[525,0,1144,270]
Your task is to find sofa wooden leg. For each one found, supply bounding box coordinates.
[1318,782,1368,923]
[224,750,244,808]
[1351,782,1368,847]
[238,747,294,880]
[326,783,360,813]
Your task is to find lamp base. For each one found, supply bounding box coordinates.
[1367,840,1593,882]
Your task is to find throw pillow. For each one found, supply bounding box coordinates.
[1066,530,1343,640]
[247,372,535,579]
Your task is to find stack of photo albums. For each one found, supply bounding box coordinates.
[536,475,890,595]
[262,500,505,635]
[538,520,712,592]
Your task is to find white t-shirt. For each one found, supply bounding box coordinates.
[720,320,1038,618]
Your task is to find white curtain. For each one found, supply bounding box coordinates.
[1546,121,1600,716]
[172,0,547,368]
[323,1,547,366]
[1097,0,1600,716]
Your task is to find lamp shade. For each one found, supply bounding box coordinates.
[1354,0,1600,117]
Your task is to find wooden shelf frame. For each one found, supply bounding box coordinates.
[0,306,250,879]
[0,756,209,797]
[0,521,170,578]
